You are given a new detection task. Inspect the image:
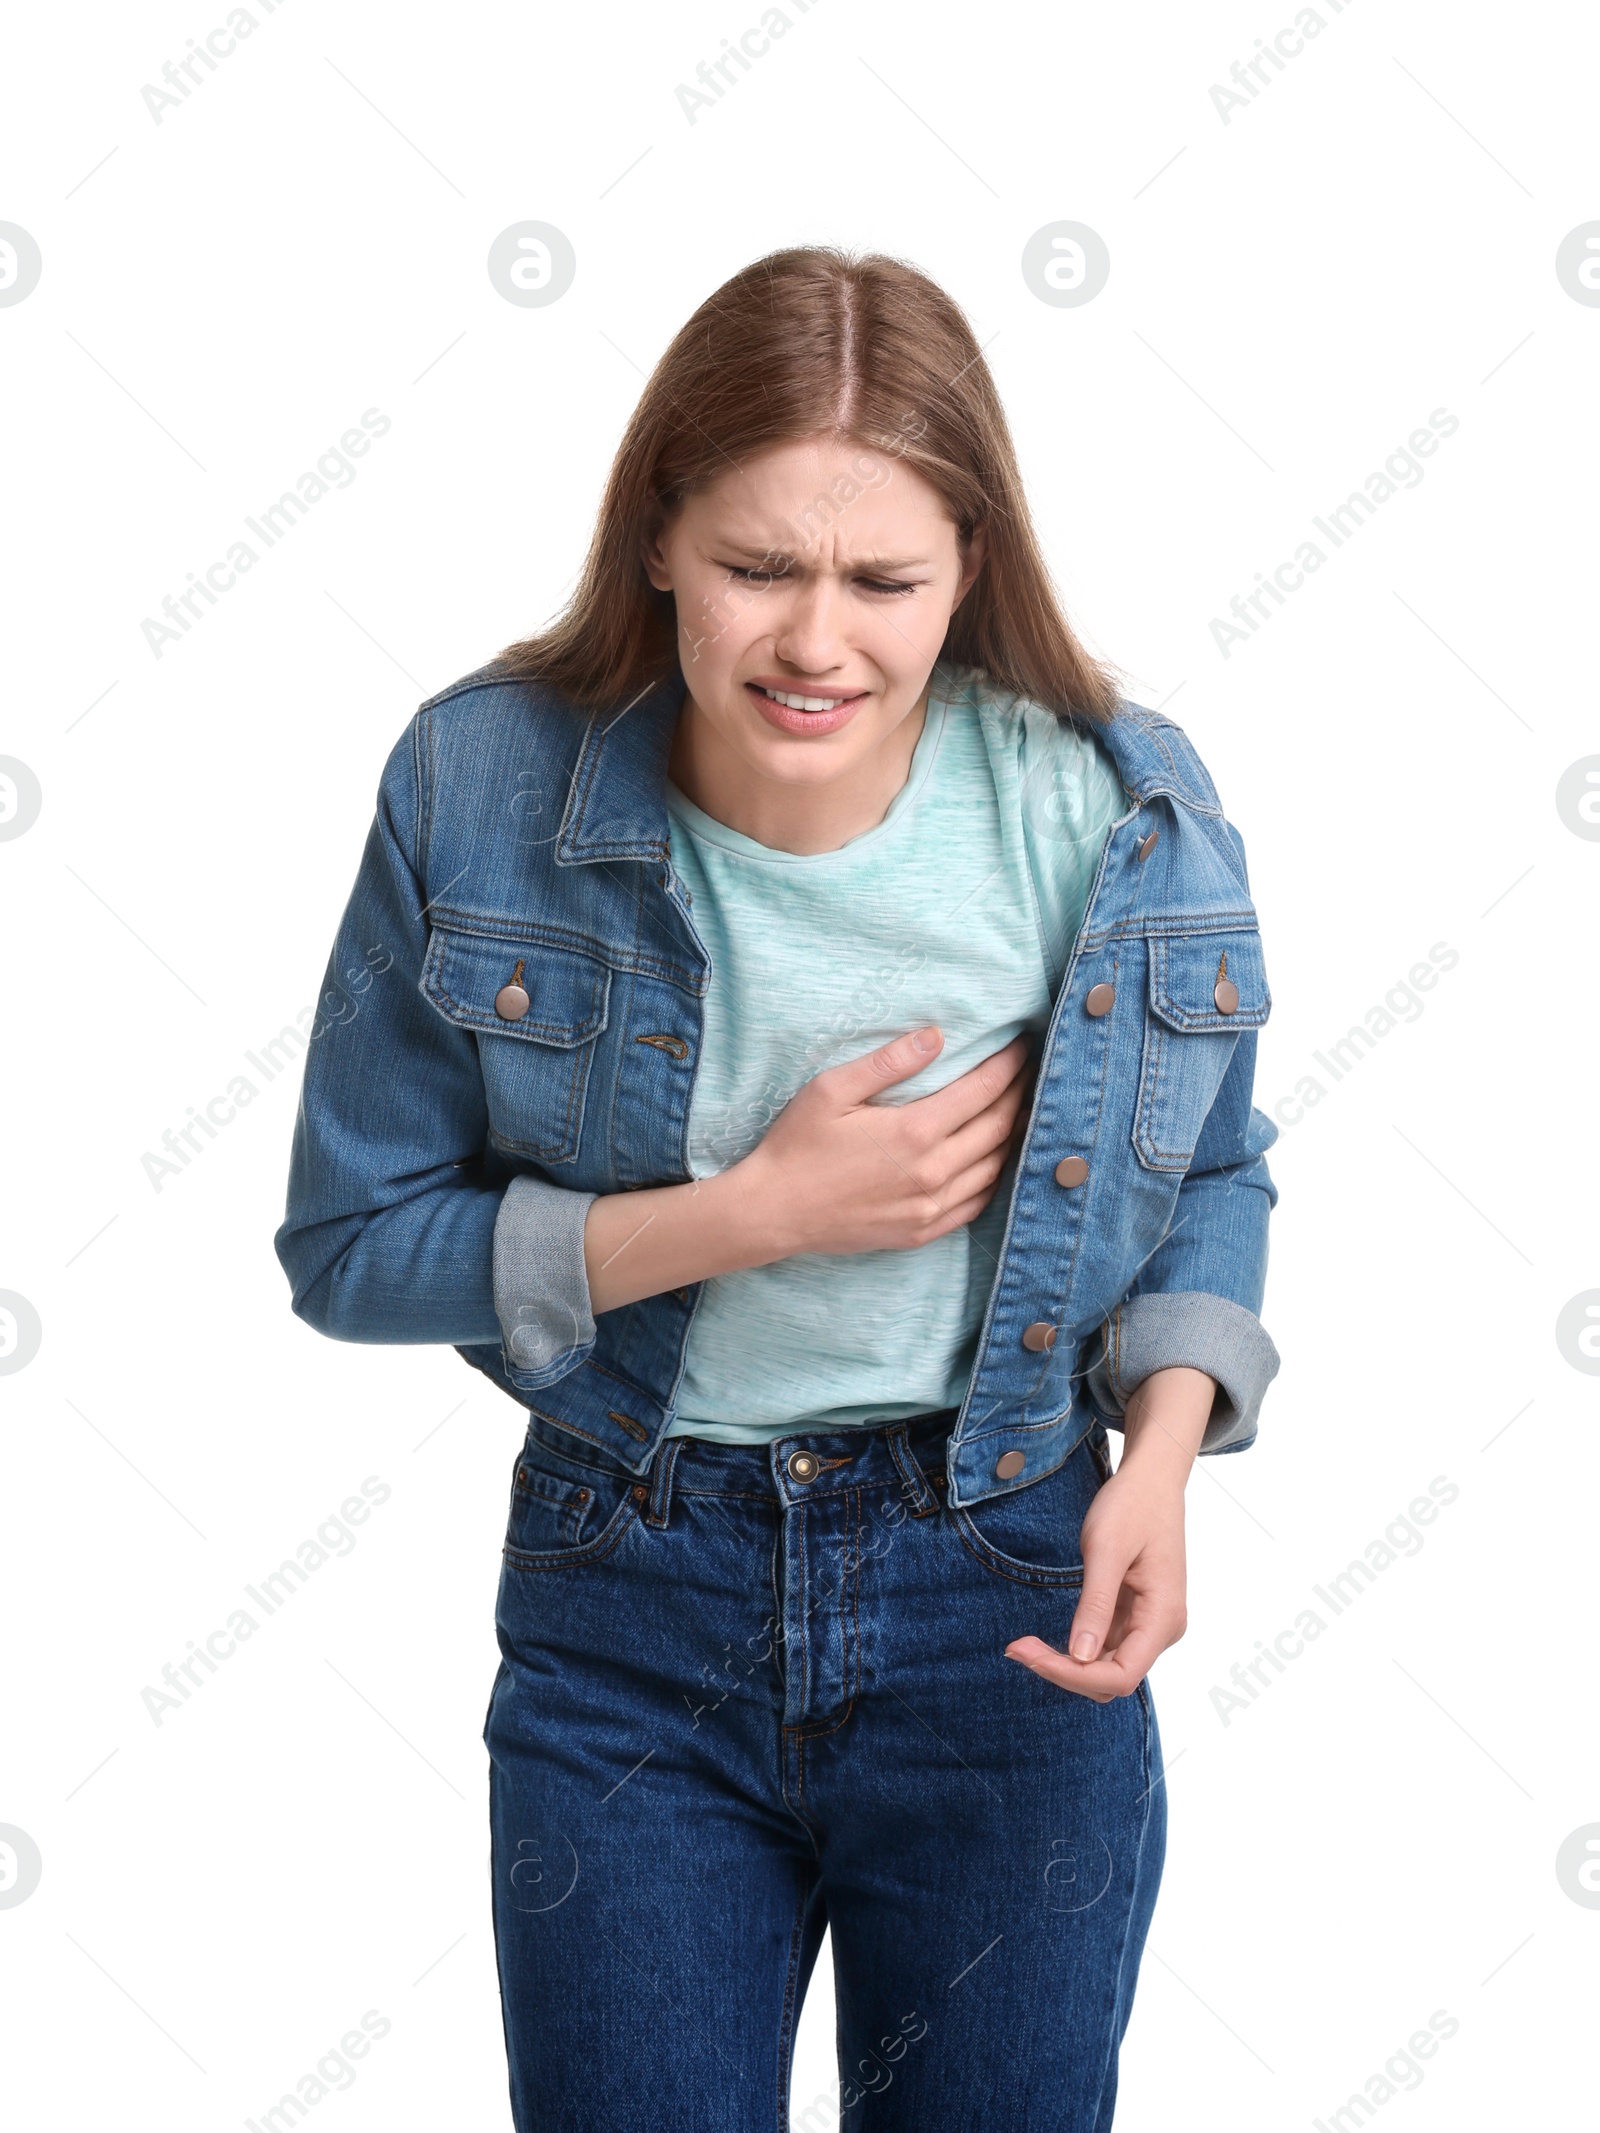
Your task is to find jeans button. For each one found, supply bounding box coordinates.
[786,1450,820,1482]
[1084,982,1115,1017]
[995,1450,1026,1479]
[1021,1322,1057,1352]
[1054,1156,1089,1187]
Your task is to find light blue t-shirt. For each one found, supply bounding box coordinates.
[662,661,1129,1443]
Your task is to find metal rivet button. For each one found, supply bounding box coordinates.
[1054,1156,1089,1188]
[1214,977,1239,1014]
[1084,982,1115,1017]
[1137,830,1158,861]
[1021,1322,1057,1353]
[995,1450,1026,1480]
[495,957,531,1021]
[786,1450,820,1482]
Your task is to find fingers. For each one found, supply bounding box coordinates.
[936,1070,1033,1180]
[791,1026,1035,1255]
[1004,1627,1167,1701]
[934,1149,1012,1219]
[1003,1524,1177,1699]
[895,1033,1032,1139]
[822,1025,946,1106]
[815,1029,1033,1141]
[876,1073,1031,1241]
[909,1182,1001,1243]
[1065,1566,1124,1663]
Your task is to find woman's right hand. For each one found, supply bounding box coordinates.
[735,1026,1035,1259]
[582,1026,1035,1314]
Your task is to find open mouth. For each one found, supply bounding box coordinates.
[745,680,870,735]
[751,684,863,711]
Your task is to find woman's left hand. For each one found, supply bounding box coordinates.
[1004,1365,1216,1701]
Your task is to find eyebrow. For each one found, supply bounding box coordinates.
[716,542,932,572]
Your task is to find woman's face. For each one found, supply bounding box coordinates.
[642,434,985,789]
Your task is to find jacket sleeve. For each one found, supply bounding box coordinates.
[1084,806,1282,1454]
[1085,1041,1281,1455]
[273,719,599,1380]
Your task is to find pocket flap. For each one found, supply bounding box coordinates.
[422,928,611,1046]
[1148,930,1271,1032]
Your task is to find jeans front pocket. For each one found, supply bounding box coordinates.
[502,1432,642,1572]
[512,1456,600,1548]
[951,1435,1102,1586]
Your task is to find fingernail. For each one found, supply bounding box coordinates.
[911,1026,939,1053]
[1071,1635,1097,1660]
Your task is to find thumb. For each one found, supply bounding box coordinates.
[1066,1546,1128,1663]
[824,1025,943,1108]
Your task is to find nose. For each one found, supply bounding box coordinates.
[771,576,850,677]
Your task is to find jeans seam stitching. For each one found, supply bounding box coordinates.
[501,1498,640,1572]
[950,1506,1088,1588]
[774,1885,811,2132]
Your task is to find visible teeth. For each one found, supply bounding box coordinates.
[760,686,852,711]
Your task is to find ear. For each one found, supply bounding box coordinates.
[640,517,674,593]
[952,521,988,610]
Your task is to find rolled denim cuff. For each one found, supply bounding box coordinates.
[1086,1291,1281,1455]
[493,1175,598,1379]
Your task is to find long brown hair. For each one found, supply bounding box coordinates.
[497,245,1121,723]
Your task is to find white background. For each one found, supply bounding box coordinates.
[3,1,1597,2126]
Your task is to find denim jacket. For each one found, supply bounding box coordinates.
[275,663,1281,1510]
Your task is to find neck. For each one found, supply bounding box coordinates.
[667,687,931,855]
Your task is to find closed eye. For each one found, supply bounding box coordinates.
[721,563,918,597]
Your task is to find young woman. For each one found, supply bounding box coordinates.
[277,245,1280,2131]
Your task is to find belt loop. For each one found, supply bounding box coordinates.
[884,1423,940,1517]
[644,1436,683,1529]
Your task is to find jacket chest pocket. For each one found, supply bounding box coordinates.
[1133,930,1270,1174]
[422,927,612,1164]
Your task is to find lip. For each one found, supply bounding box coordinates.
[744,679,871,738]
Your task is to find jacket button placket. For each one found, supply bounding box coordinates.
[1017,968,1114,1352]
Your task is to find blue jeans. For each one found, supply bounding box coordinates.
[484,1407,1167,2131]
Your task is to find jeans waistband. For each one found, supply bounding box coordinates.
[524,1406,961,1527]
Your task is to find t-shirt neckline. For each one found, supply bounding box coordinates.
[664,671,953,864]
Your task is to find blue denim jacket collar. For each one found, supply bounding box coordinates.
[554,669,1222,871]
